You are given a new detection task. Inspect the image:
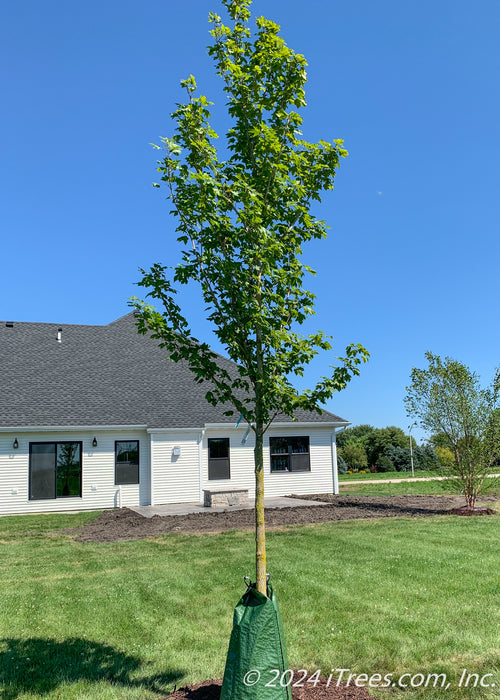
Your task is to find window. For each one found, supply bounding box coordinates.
[208,438,230,480]
[29,442,82,500]
[115,441,140,485]
[270,436,310,473]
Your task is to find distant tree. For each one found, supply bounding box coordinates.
[414,444,439,471]
[337,454,348,475]
[492,409,500,466]
[405,352,500,509]
[336,424,374,450]
[365,426,412,467]
[384,444,411,472]
[383,444,438,472]
[376,454,394,473]
[434,445,455,470]
[428,432,450,450]
[341,443,368,471]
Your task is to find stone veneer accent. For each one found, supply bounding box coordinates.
[203,488,249,507]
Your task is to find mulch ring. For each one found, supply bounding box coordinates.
[445,506,496,516]
[164,675,375,699]
[61,494,490,543]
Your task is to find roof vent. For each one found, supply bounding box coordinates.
[57,328,62,343]
[5,322,14,328]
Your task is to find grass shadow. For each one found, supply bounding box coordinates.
[0,637,183,698]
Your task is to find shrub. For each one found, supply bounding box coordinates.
[434,445,455,470]
[384,444,411,472]
[414,444,440,471]
[342,443,368,471]
[376,455,394,472]
[337,454,348,475]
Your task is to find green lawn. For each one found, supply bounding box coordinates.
[339,470,441,481]
[0,505,499,699]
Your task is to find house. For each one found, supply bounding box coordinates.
[0,313,348,515]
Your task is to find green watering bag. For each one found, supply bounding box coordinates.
[220,578,292,700]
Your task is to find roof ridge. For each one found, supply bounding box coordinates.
[1,313,134,328]
[106,311,138,326]
[0,319,102,328]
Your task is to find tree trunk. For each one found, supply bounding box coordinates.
[254,419,267,595]
[254,288,267,595]
[465,475,476,509]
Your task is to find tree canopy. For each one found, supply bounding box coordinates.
[337,424,428,473]
[132,0,368,429]
[364,426,409,467]
[341,443,368,471]
[131,0,368,592]
[336,424,375,450]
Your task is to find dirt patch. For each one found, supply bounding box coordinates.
[164,675,375,699]
[65,495,468,543]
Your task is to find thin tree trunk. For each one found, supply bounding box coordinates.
[255,420,267,595]
[466,469,476,509]
[254,275,267,596]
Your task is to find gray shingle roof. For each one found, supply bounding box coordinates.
[0,313,348,429]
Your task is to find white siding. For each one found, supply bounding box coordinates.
[265,427,335,497]
[150,431,201,504]
[0,430,150,515]
[0,425,338,514]
[202,426,335,499]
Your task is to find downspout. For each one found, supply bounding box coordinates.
[331,430,339,495]
[150,433,155,506]
[198,429,205,503]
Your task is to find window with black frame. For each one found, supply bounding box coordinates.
[269,436,310,473]
[208,438,230,480]
[29,442,82,500]
[115,441,140,485]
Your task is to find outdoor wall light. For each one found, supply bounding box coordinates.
[173,446,181,457]
[13,438,19,449]
[92,437,98,448]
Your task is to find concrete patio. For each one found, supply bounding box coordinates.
[129,495,326,518]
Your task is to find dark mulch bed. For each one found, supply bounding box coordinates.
[65,494,473,543]
[164,676,375,699]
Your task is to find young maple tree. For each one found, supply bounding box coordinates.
[131,0,368,594]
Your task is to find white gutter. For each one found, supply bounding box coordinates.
[331,429,339,495]
[150,433,155,507]
[203,421,350,430]
[1,421,351,433]
[198,429,205,502]
[147,427,203,434]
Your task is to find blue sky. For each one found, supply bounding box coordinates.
[1,0,499,442]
